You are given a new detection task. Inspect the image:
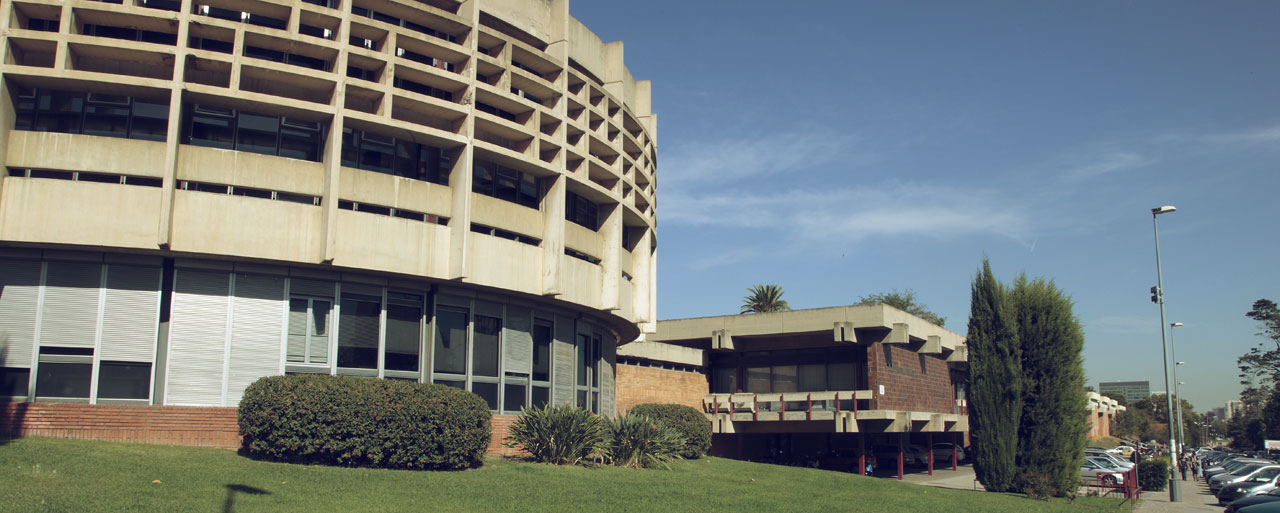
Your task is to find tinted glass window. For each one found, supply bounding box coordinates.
[472,315,500,377]
[97,362,151,399]
[35,362,92,399]
[338,294,380,369]
[384,296,422,372]
[433,307,468,375]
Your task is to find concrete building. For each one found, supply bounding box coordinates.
[1225,400,1245,421]
[1099,380,1150,404]
[1087,392,1125,439]
[617,305,970,480]
[0,0,655,447]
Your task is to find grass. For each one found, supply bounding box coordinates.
[0,437,1133,513]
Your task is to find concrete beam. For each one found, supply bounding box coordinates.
[712,329,734,351]
[833,321,857,343]
[915,335,942,354]
[886,322,910,344]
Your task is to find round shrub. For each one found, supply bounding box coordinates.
[627,403,711,459]
[238,374,491,470]
[505,403,607,465]
[1138,458,1169,491]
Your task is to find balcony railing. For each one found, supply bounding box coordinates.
[703,390,874,422]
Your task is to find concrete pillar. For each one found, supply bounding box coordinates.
[600,204,621,310]
[156,0,194,249]
[540,175,566,296]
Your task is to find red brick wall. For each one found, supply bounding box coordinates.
[1,403,523,456]
[615,364,708,413]
[0,402,241,448]
[867,343,960,414]
[488,414,523,457]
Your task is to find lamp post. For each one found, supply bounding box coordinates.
[1171,321,1185,454]
[1151,205,1181,501]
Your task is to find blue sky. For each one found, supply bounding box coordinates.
[572,1,1280,413]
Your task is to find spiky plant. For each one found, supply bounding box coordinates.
[741,284,791,314]
[605,413,686,469]
[505,404,607,465]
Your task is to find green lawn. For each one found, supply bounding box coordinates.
[0,437,1131,512]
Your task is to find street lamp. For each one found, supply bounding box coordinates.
[1151,205,1181,502]
[1171,321,1185,455]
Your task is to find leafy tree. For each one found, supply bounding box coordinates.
[1239,299,1280,387]
[740,284,791,314]
[966,259,1022,493]
[1011,275,1088,496]
[855,288,946,327]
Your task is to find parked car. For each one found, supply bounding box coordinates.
[1215,465,1280,495]
[1085,450,1134,470]
[1081,458,1126,485]
[1225,488,1280,513]
[1208,459,1272,481]
[1220,470,1280,505]
[871,445,926,468]
[932,442,966,463]
[1236,501,1280,513]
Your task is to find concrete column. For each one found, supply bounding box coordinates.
[448,0,480,281]
[600,204,621,311]
[632,229,653,323]
[319,108,344,263]
[540,174,566,296]
[156,0,194,249]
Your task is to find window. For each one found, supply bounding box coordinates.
[97,362,152,400]
[575,332,602,412]
[392,77,453,101]
[472,160,540,209]
[352,7,456,44]
[182,104,325,161]
[475,101,517,122]
[1,368,31,397]
[565,191,599,230]
[433,306,468,377]
[341,128,450,185]
[34,347,95,400]
[12,88,171,142]
[384,292,422,373]
[531,319,552,408]
[287,297,332,365]
[337,293,381,370]
[471,314,500,410]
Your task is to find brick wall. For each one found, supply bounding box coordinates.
[615,364,708,413]
[1,403,525,456]
[867,343,959,414]
[0,402,241,448]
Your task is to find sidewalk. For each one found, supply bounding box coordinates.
[1135,477,1221,513]
[898,464,1221,512]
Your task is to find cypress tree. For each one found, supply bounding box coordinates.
[1012,275,1088,496]
[966,259,1022,492]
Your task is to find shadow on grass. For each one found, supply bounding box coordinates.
[223,484,270,513]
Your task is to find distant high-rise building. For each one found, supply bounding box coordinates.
[1099,381,1151,404]
[1226,400,1245,421]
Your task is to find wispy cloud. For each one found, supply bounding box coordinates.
[688,248,762,271]
[1197,125,1280,146]
[662,130,864,187]
[664,183,1030,243]
[1063,151,1153,180]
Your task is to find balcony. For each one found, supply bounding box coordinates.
[703,390,873,432]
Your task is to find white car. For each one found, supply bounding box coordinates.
[1085,450,1134,470]
[1082,458,1126,485]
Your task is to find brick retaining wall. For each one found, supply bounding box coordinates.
[615,364,708,413]
[0,402,241,448]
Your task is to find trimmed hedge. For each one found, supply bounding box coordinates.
[627,403,711,459]
[1138,458,1169,491]
[238,374,491,470]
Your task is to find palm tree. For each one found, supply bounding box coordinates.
[740,284,791,314]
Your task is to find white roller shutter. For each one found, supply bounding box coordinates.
[39,261,102,348]
[165,269,230,406]
[552,315,575,406]
[100,264,161,362]
[227,274,285,405]
[503,306,533,375]
[0,259,42,368]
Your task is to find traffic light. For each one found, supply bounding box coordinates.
[1150,286,1159,303]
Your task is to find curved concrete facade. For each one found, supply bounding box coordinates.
[0,0,654,416]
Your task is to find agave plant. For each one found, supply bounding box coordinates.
[505,404,607,465]
[605,413,687,469]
